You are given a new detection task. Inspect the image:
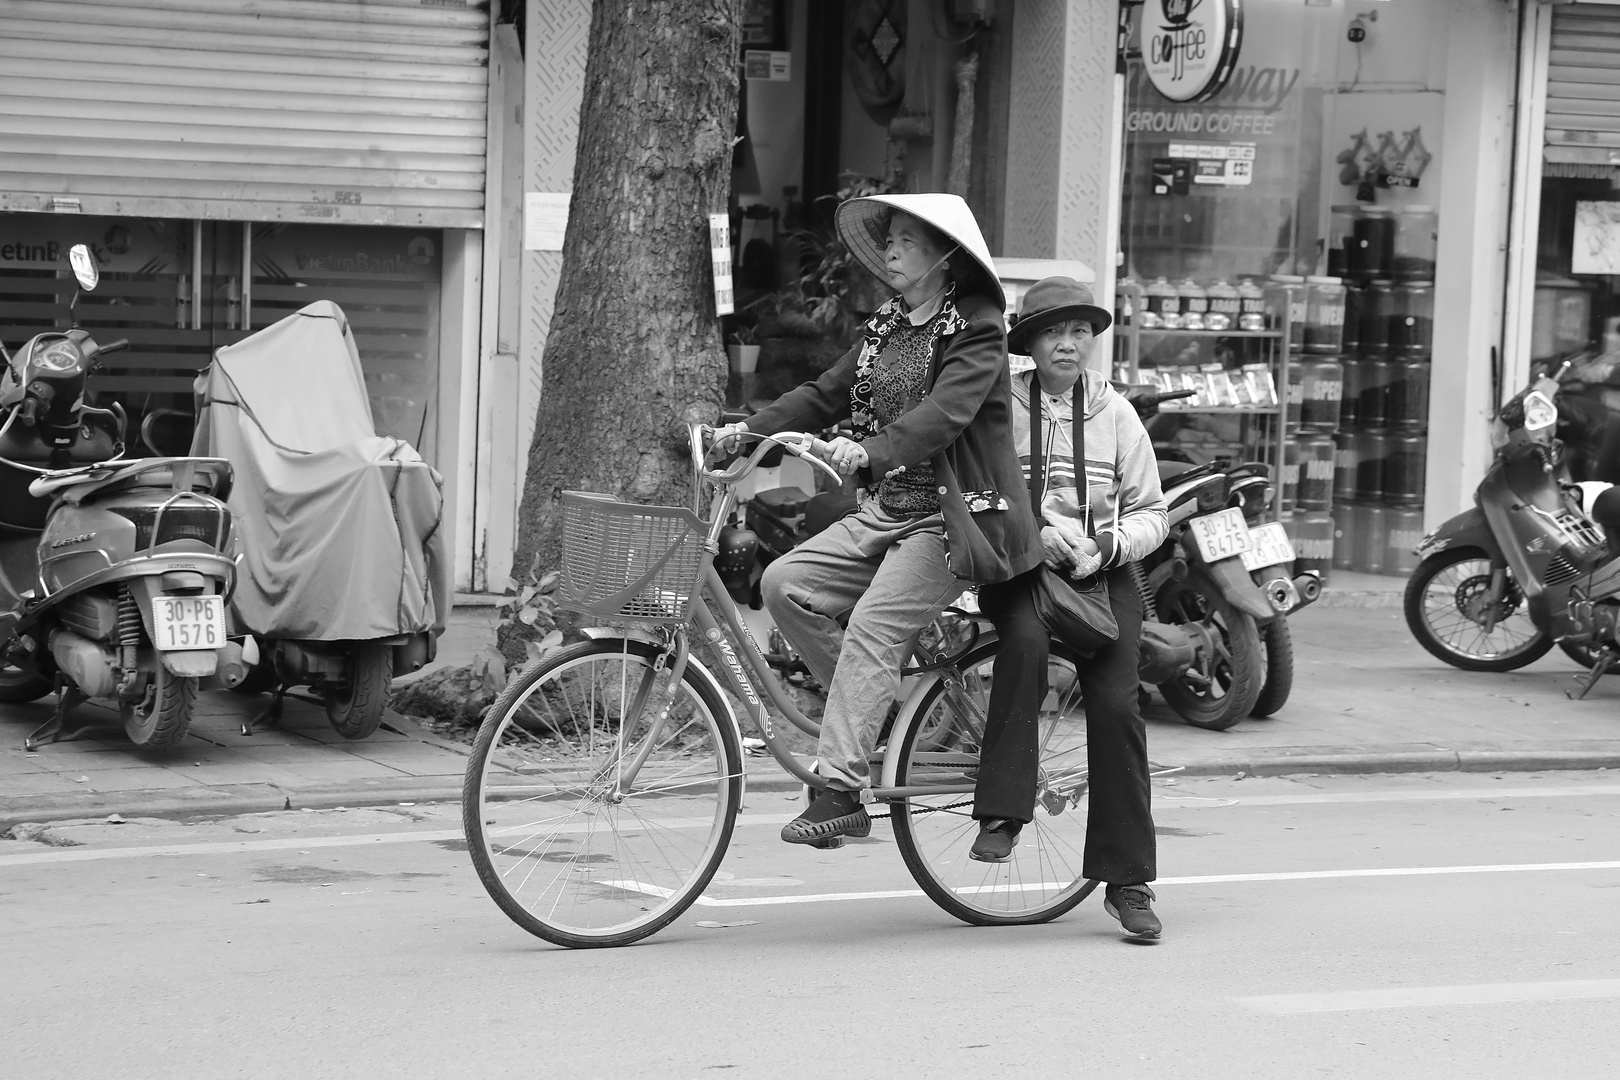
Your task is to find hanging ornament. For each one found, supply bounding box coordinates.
[848,0,907,111]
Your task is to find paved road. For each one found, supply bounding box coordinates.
[3,771,1618,1079]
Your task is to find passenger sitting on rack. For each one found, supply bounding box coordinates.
[969,277,1171,940]
[714,193,1042,846]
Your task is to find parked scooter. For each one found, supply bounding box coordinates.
[1120,385,1320,729]
[0,245,241,751]
[1404,361,1620,696]
[191,301,449,739]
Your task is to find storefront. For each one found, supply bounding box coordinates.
[1508,1,1620,481]
[1112,0,1520,581]
[0,0,493,586]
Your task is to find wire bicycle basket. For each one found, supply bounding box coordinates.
[554,491,710,625]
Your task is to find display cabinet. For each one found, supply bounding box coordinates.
[1113,281,1293,521]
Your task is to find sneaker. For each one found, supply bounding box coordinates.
[968,819,1021,863]
[781,787,871,845]
[1104,884,1162,940]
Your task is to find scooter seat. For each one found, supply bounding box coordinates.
[1159,459,1221,487]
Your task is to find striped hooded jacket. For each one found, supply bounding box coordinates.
[1010,367,1169,570]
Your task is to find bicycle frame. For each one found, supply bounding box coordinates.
[591,423,986,802]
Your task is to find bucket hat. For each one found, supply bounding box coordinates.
[1006,276,1113,355]
[834,193,1005,311]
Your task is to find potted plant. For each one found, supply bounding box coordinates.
[725,321,761,375]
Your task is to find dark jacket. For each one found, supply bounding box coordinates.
[746,293,1043,584]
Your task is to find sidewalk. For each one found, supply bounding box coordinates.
[5,581,1619,828]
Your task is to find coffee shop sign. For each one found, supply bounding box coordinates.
[1145,0,1243,104]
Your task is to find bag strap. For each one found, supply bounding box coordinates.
[1027,372,1090,533]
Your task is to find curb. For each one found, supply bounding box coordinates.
[0,776,467,831]
[7,747,1619,830]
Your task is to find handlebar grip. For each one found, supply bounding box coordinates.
[16,399,37,427]
[96,338,130,355]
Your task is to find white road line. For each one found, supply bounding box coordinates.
[0,814,802,868]
[2,783,1613,869]
[682,859,1620,908]
[1240,979,1620,1014]
[1158,784,1620,808]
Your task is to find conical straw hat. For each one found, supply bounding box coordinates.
[835,193,1004,311]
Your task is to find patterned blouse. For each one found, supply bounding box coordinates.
[872,319,940,515]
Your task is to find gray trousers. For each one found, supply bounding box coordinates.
[761,502,964,791]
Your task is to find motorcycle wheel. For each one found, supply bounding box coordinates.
[0,661,52,704]
[323,640,393,740]
[1154,568,1264,730]
[1250,618,1294,718]
[1403,548,1553,672]
[123,667,197,751]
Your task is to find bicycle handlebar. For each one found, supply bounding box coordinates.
[688,422,843,488]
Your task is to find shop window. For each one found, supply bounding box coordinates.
[0,215,246,456]
[0,215,442,463]
[250,224,443,460]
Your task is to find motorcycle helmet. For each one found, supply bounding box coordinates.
[714,525,759,604]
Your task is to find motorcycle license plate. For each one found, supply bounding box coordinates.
[150,595,225,651]
[1240,522,1295,571]
[1188,507,1253,563]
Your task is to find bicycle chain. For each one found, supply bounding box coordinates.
[868,797,973,821]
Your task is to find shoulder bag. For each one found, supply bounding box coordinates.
[1026,374,1119,655]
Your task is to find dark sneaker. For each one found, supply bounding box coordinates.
[781,787,871,845]
[969,819,1021,863]
[1104,884,1161,940]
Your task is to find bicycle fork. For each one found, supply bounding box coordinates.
[608,633,691,798]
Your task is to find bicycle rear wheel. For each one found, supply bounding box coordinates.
[462,639,743,948]
[890,638,1096,926]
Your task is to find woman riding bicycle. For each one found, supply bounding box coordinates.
[716,194,1043,845]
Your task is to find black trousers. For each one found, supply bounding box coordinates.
[972,566,1156,885]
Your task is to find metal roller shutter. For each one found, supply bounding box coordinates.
[1547,4,1620,175]
[0,0,489,228]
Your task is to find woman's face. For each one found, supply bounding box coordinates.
[1030,319,1095,385]
[882,212,952,293]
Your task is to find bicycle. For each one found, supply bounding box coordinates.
[461,423,1103,948]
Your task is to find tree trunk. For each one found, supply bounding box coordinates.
[506,0,738,643]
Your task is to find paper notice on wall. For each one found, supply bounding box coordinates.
[524,192,570,251]
[710,212,734,316]
[1573,201,1620,275]
[1169,142,1255,187]
[744,50,791,81]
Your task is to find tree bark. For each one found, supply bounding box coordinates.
[507,0,738,636]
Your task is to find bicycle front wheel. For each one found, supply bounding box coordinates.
[462,639,743,948]
[890,638,1095,926]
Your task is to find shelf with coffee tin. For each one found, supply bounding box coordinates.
[1113,278,1295,522]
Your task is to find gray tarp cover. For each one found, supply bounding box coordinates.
[191,301,450,641]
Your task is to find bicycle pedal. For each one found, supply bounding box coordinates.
[807,836,845,850]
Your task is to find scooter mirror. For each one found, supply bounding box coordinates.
[68,244,98,291]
